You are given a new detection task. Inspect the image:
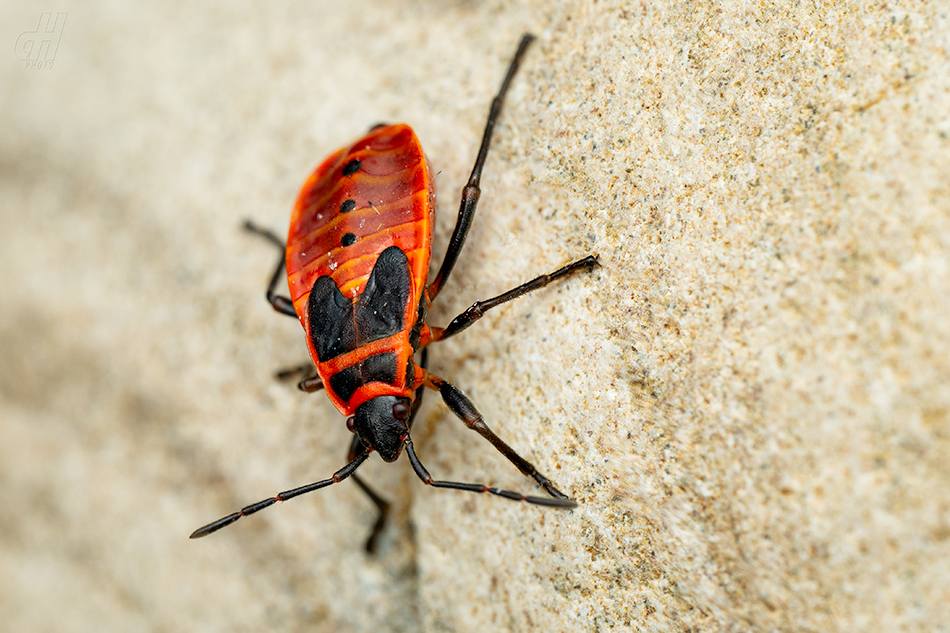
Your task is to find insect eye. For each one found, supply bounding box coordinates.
[392,403,411,420]
[346,416,355,433]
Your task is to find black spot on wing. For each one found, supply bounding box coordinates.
[342,159,361,176]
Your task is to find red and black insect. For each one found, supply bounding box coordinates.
[191,34,598,550]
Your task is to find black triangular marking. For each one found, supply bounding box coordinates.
[308,275,352,362]
[308,246,412,363]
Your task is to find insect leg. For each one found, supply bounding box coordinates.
[347,435,390,554]
[243,220,296,317]
[404,439,575,509]
[273,364,324,393]
[427,34,535,301]
[349,349,428,552]
[189,450,370,539]
[296,375,324,393]
[424,374,574,502]
[431,255,599,342]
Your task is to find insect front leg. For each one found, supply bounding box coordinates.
[347,435,390,554]
[403,439,576,509]
[349,349,429,552]
[424,374,574,502]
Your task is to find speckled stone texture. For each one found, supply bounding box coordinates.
[2,2,948,632]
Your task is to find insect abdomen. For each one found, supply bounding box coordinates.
[286,124,434,319]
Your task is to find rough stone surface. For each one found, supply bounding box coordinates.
[2,1,948,632]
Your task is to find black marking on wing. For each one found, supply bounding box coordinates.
[342,159,361,176]
[308,246,412,362]
[307,276,352,362]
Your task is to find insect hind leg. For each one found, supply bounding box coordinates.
[244,219,296,317]
[427,34,535,301]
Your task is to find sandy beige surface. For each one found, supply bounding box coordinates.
[2,1,949,632]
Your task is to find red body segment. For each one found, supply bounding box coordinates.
[285,124,435,415]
